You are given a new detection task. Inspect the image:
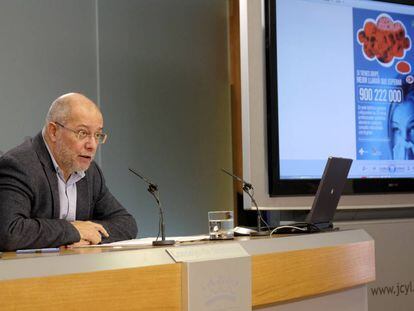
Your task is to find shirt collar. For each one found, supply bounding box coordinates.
[42,132,85,180]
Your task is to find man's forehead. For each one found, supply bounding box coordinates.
[67,106,103,127]
[75,123,104,129]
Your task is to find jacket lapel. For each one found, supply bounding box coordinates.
[76,176,90,220]
[32,132,61,219]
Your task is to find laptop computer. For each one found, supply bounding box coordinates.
[274,156,353,234]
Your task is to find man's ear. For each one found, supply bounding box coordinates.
[47,122,58,143]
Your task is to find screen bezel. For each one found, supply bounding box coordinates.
[265,0,414,197]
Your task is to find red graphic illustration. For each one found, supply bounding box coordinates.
[396,60,411,74]
[357,14,411,65]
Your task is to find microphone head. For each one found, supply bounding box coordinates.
[148,183,158,192]
[221,168,252,188]
[221,168,243,182]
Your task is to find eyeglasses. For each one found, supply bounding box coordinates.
[54,122,108,144]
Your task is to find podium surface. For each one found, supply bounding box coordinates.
[0,229,375,310]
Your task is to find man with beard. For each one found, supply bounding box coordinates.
[0,93,138,251]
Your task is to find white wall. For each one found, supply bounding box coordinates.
[98,0,233,236]
[0,0,97,153]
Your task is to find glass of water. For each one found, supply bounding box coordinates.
[208,211,234,240]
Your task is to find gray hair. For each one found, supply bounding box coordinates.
[44,95,73,125]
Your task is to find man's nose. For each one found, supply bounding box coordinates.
[85,136,98,150]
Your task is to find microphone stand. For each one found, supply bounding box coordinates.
[128,168,175,246]
[222,169,269,236]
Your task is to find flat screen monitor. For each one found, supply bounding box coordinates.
[266,0,414,196]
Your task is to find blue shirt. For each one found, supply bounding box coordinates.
[42,134,85,221]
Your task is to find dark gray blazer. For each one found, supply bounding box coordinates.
[0,132,138,251]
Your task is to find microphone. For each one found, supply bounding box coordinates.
[128,168,175,246]
[221,168,269,236]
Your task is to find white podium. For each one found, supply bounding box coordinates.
[0,229,375,310]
